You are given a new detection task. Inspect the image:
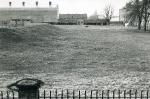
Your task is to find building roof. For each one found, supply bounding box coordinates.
[0,7,58,11]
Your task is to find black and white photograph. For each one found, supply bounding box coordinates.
[0,0,150,98]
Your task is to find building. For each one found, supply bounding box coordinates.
[87,13,109,25]
[84,19,109,25]
[58,14,87,25]
[119,8,127,23]
[110,16,123,26]
[58,14,110,25]
[119,8,138,26]
[0,1,58,26]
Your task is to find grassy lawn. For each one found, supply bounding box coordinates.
[0,25,150,92]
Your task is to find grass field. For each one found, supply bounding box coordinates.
[0,25,150,91]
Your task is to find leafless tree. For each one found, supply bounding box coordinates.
[143,0,150,31]
[103,4,114,23]
[126,0,144,30]
[126,0,150,31]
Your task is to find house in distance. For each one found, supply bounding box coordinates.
[0,1,58,26]
[58,14,88,25]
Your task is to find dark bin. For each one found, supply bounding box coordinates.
[7,78,44,99]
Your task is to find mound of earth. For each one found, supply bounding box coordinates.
[0,25,66,72]
[0,25,64,51]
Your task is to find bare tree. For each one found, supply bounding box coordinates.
[143,0,150,31]
[103,4,114,23]
[126,0,150,31]
[126,0,144,30]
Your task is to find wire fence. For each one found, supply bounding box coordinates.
[1,90,150,99]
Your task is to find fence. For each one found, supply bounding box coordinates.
[1,90,150,99]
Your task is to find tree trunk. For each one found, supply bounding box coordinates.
[144,9,147,31]
[136,0,142,30]
[144,18,147,31]
[143,0,148,31]
[138,17,142,30]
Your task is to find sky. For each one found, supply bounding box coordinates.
[0,0,130,16]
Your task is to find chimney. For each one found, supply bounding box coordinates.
[49,1,51,6]
[9,2,12,7]
[36,1,38,7]
[22,2,25,6]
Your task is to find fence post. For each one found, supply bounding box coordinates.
[37,90,40,99]
[118,90,120,99]
[44,90,46,99]
[135,90,137,99]
[61,90,63,99]
[55,89,58,99]
[141,90,143,99]
[107,90,109,99]
[90,90,92,99]
[7,91,9,99]
[147,90,149,99]
[67,90,69,99]
[129,90,132,99]
[79,90,80,99]
[1,91,3,99]
[73,90,75,99]
[113,90,115,99]
[102,90,104,99]
[96,90,98,99]
[49,90,51,99]
[84,90,86,99]
[12,91,15,99]
[124,90,126,99]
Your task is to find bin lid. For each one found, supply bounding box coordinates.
[7,78,44,91]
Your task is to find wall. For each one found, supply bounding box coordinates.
[59,14,87,20]
[119,8,127,22]
[58,14,87,25]
[0,8,58,23]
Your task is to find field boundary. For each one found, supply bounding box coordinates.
[1,90,150,99]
